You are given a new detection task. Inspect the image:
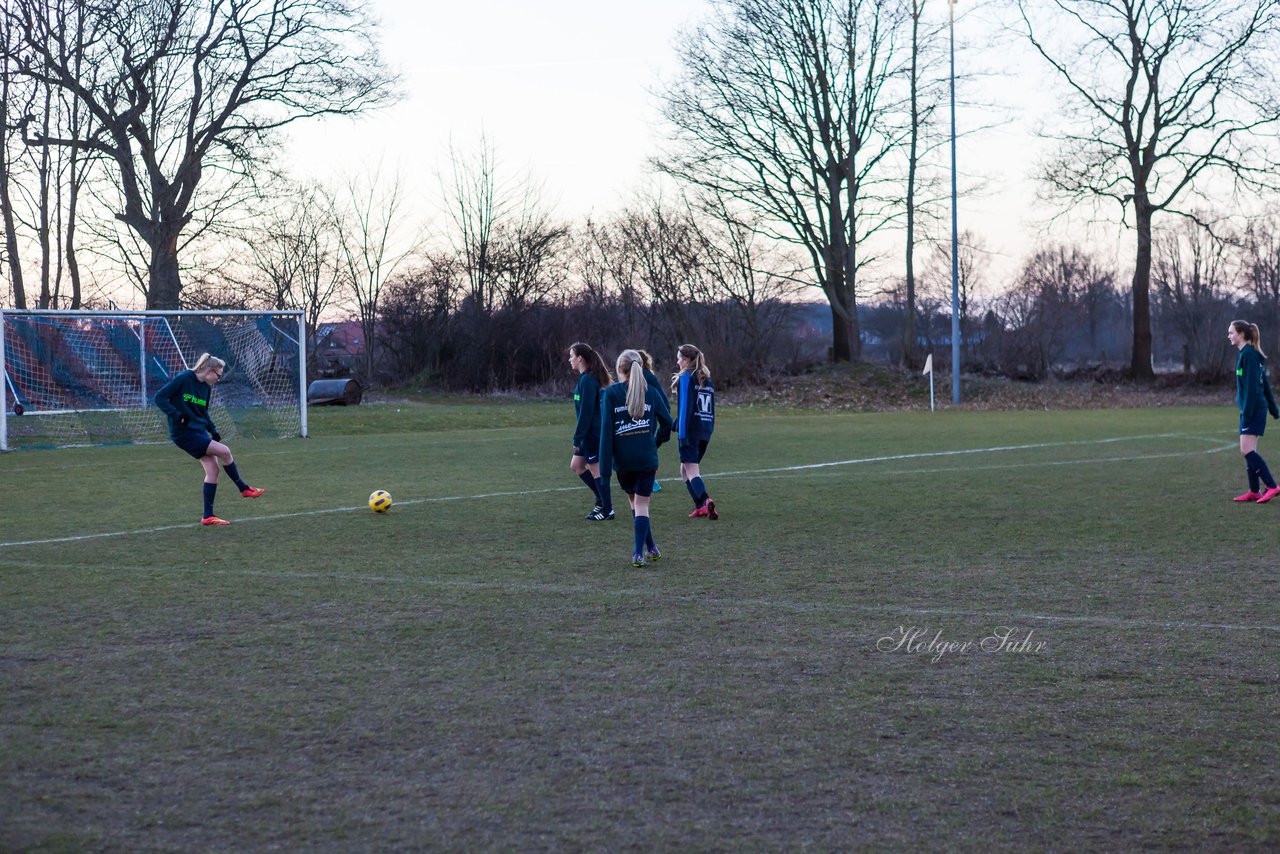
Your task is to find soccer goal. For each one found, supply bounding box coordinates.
[1,309,308,451]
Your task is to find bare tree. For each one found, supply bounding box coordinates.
[0,0,98,309]
[1234,213,1280,367]
[233,181,345,376]
[1016,0,1280,380]
[332,168,419,382]
[656,0,910,362]
[922,228,989,358]
[1152,218,1233,375]
[900,0,952,369]
[441,135,571,314]
[0,11,27,307]
[377,254,461,384]
[613,192,706,345]
[695,191,807,365]
[575,216,646,338]
[1,0,397,309]
[443,134,508,317]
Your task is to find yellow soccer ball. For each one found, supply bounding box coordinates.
[368,490,393,513]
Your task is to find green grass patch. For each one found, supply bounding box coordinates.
[2,401,1277,849]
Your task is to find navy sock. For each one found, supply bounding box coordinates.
[689,476,708,505]
[646,527,656,551]
[1246,457,1261,492]
[684,479,700,506]
[1247,451,1276,489]
[596,475,613,515]
[203,482,217,518]
[578,470,600,504]
[223,461,249,492]
[633,515,650,558]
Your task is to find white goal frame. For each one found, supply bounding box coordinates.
[1,308,308,451]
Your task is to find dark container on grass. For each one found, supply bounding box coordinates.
[307,378,363,406]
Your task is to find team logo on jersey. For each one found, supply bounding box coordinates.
[614,404,652,434]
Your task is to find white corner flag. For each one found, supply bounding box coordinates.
[923,354,935,412]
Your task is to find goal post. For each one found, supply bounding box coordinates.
[1,309,308,451]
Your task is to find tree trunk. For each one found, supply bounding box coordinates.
[827,170,854,363]
[66,148,82,308]
[37,86,51,307]
[825,244,855,363]
[902,2,921,370]
[831,302,855,363]
[1130,201,1155,380]
[845,214,862,362]
[146,230,183,309]
[0,164,24,308]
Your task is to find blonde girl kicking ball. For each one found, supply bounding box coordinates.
[154,354,265,525]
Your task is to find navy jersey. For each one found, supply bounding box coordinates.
[1236,345,1279,420]
[154,370,219,439]
[598,382,674,476]
[676,372,715,444]
[572,372,604,449]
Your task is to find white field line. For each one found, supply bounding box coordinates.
[0,432,1229,550]
[742,445,1236,480]
[712,432,1220,478]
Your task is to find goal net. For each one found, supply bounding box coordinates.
[1,309,308,451]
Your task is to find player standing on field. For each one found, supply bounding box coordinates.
[673,343,718,520]
[599,349,674,567]
[1227,321,1280,503]
[568,342,615,520]
[153,353,265,525]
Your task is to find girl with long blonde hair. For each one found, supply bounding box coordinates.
[598,349,674,567]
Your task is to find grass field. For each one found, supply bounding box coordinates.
[2,399,1278,850]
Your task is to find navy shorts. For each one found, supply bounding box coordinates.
[679,440,709,464]
[1240,411,1267,436]
[617,469,657,498]
[174,429,213,459]
[573,436,600,465]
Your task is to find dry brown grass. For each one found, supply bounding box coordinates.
[725,362,1229,412]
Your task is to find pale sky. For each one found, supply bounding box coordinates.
[286,0,702,219]
[283,0,1096,294]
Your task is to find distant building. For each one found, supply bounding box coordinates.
[313,321,364,377]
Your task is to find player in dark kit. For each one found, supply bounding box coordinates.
[568,342,615,520]
[1227,321,1280,503]
[600,349,674,567]
[672,343,717,519]
[153,353,265,525]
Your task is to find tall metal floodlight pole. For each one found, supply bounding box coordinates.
[949,0,961,404]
